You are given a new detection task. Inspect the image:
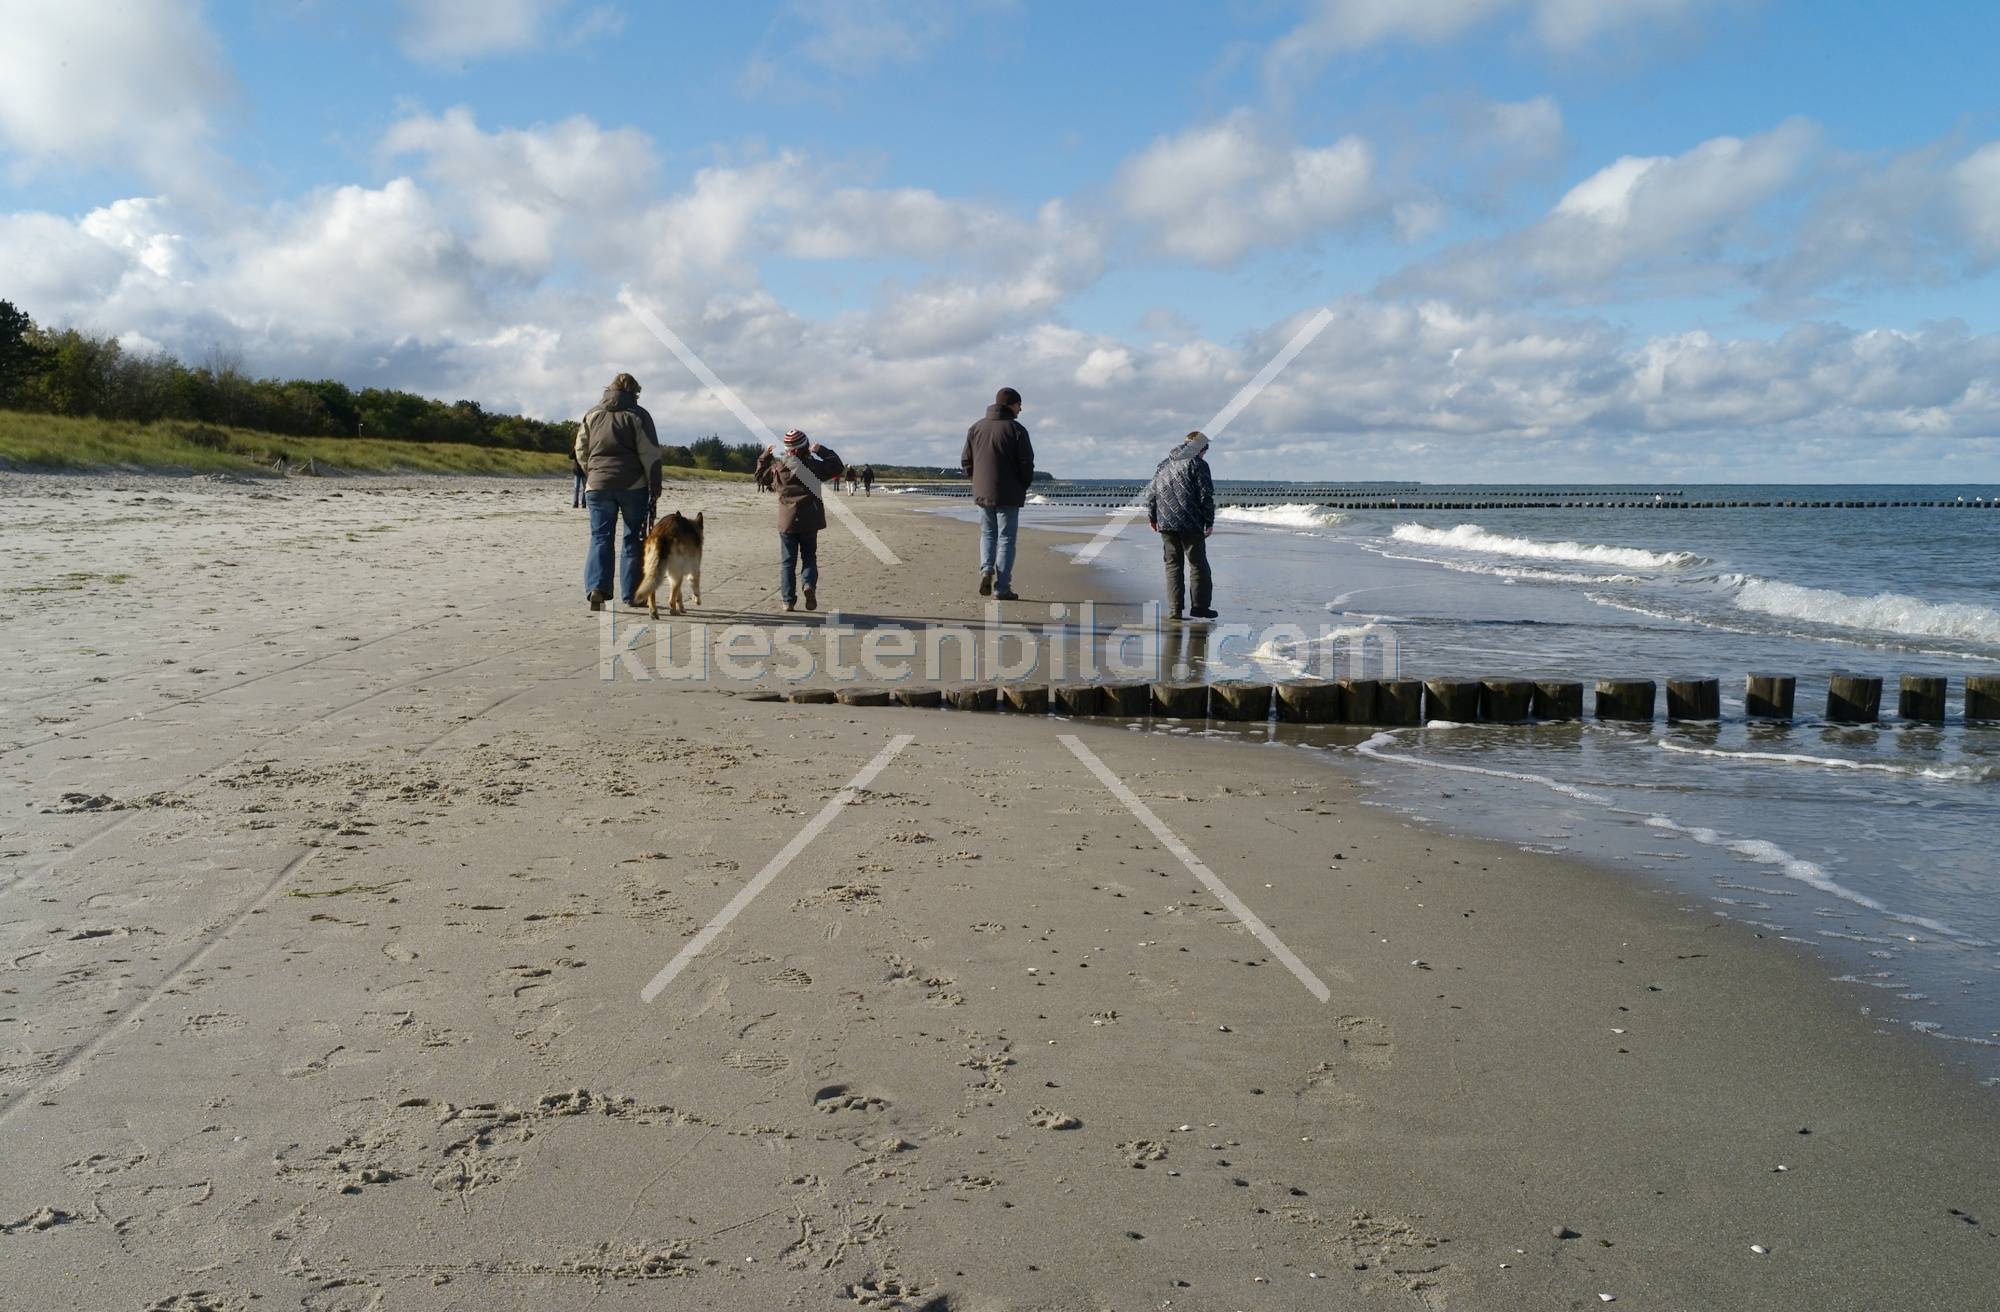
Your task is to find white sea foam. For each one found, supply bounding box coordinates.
[1732,577,2000,645]
[1390,522,1706,571]
[1217,503,1345,530]
[1027,493,1052,505]
[1355,731,1613,804]
[1658,740,1996,783]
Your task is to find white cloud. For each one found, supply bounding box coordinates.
[382,107,655,274]
[1117,114,1377,264]
[0,1,232,185]
[741,0,1015,94]
[1477,95,1565,165]
[1951,143,2000,263]
[1391,118,1817,302]
[398,0,569,63]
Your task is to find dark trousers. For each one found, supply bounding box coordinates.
[585,488,649,601]
[779,530,819,604]
[1160,530,1211,615]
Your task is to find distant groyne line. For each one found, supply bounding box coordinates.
[896,476,2000,508]
[891,481,1996,510]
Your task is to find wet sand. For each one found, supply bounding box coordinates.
[1,473,1996,1310]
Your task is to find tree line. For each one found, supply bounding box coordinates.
[0,299,778,467]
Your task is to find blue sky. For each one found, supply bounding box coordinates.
[3,0,1998,479]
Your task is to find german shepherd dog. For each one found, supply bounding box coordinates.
[634,510,703,617]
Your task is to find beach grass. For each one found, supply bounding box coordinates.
[0,410,754,481]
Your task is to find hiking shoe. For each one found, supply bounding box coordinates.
[620,597,637,609]
[1190,607,1218,619]
[978,571,993,596]
[587,588,608,612]
[803,586,818,611]
[993,589,1019,602]
[783,600,797,613]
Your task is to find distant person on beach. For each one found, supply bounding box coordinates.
[753,429,844,613]
[573,372,663,611]
[861,465,875,496]
[1144,430,1216,620]
[961,386,1034,601]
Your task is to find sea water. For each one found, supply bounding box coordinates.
[967,485,2000,1083]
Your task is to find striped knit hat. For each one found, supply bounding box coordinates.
[782,429,809,451]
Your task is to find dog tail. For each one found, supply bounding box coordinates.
[635,533,665,602]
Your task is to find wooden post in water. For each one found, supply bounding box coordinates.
[1532,680,1584,720]
[1898,675,1947,722]
[1744,673,1795,719]
[1967,675,2000,721]
[1338,678,1380,725]
[1595,678,1656,721]
[1277,681,1343,724]
[1152,682,1208,720]
[946,685,997,712]
[1423,678,1481,723]
[1099,682,1151,717]
[1826,672,1882,724]
[893,687,944,709]
[1211,681,1273,722]
[1378,679,1425,726]
[1666,677,1721,722]
[1480,678,1534,723]
[1002,684,1050,715]
[790,687,838,704]
[836,687,892,707]
[1053,684,1105,717]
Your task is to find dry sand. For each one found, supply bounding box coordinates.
[1,473,1996,1311]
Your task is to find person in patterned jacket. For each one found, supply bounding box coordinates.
[1142,431,1217,620]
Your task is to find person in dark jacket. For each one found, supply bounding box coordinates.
[1143,431,1217,620]
[960,386,1035,600]
[573,372,663,611]
[752,428,844,612]
[861,465,875,496]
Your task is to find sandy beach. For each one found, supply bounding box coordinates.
[3,473,1996,1311]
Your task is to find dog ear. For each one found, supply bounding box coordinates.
[696,510,704,527]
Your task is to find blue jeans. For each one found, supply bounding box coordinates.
[979,505,1019,591]
[779,530,818,604]
[585,488,649,601]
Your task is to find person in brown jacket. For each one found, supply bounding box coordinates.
[752,429,845,612]
[960,386,1035,600]
[572,372,663,610]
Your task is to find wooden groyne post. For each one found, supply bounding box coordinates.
[1967,675,2000,721]
[1745,673,1796,719]
[1532,680,1584,720]
[1423,678,1481,723]
[1595,678,1656,721]
[1277,681,1343,724]
[1666,676,1721,722]
[1898,675,1947,723]
[1826,672,1882,724]
[1480,678,1535,723]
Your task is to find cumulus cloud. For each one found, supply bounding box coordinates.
[1389,118,1816,302]
[0,1,233,186]
[1116,114,1377,264]
[382,107,655,275]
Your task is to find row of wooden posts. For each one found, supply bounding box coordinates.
[784,673,2000,725]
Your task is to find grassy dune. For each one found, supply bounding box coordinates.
[0,410,752,480]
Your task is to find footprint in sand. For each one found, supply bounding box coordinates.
[722,1050,791,1075]
[762,966,814,990]
[846,1275,950,1311]
[1027,1106,1082,1130]
[1336,1014,1395,1069]
[812,1083,890,1115]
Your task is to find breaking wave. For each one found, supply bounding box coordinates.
[1731,578,2000,645]
[1217,503,1345,530]
[1390,522,1706,572]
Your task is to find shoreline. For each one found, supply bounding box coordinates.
[3,473,1996,1309]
